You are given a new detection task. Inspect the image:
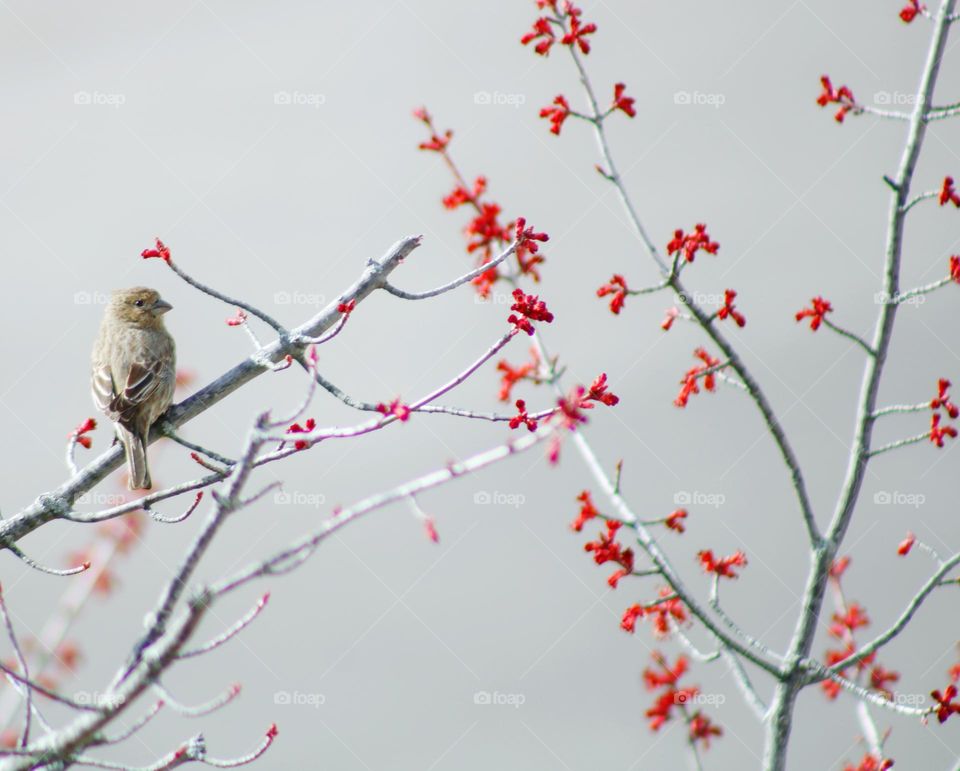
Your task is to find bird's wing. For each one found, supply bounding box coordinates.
[91,363,117,415]
[110,359,173,429]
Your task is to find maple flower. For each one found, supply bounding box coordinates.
[521,16,556,55]
[869,664,900,697]
[667,223,719,263]
[674,348,722,408]
[377,399,412,422]
[646,588,688,636]
[508,288,554,335]
[844,754,894,771]
[540,94,572,135]
[611,83,636,117]
[665,508,688,533]
[817,76,858,123]
[642,653,688,690]
[899,0,926,21]
[596,274,629,314]
[939,176,960,207]
[465,202,510,257]
[584,520,634,588]
[931,684,960,723]
[509,399,538,432]
[584,373,620,406]
[661,306,680,331]
[141,237,171,262]
[930,378,959,419]
[472,261,500,299]
[689,713,723,749]
[897,532,916,556]
[337,299,356,315]
[795,296,833,331]
[572,490,600,532]
[226,308,248,327]
[69,417,97,450]
[418,130,453,153]
[287,418,316,450]
[930,413,957,447]
[829,603,870,637]
[620,603,645,633]
[514,217,549,255]
[950,255,960,283]
[496,349,540,402]
[442,176,486,210]
[697,549,747,579]
[716,289,746,327]
[560,10,597,54]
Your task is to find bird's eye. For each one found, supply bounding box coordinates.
[134,299,145,307]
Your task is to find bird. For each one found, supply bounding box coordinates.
[91,287,176,490]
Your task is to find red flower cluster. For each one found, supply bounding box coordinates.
[514,217,549,256]
[508,288,554,335]
[829,603,869,638]
[667,223,719,263]
[665,508,688,533]
[496,348,540,401]
[69,417,97,449]
[930,378,958,447]
[817,76,858,123]
[611,82,636,117]
[418,129,452,153]
[443,176,487,210]
[950,255,960,283]
[571,490,600,531]
[795,296,833,331]
[509,399,538,432]
[697,549,747,579]
[226,308,248,327]
[939,176,960,207]
[716,289,746,327]
[584,520,634,588]
[596,274,629,314]
[287,418,316,450]
[520,17,556,55]
[899,0,925,22]
[622,588,688,636]
[521,2,596,56]
[466,202,511,258]
[377,399,412,422]
[141,237,171,262]
[540,95,571,135]
[674,348,721,408]
[931,684,960,723]
[584,372,620,406]
[844,755,894,771]
[337,299,356,315]
[642,652,722,748]
[560,5,597,54]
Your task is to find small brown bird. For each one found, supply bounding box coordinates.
[91,288,176,490]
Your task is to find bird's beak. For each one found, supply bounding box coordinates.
[152,298,173,315]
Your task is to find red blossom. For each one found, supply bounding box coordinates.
[514,217,549,257]
[844,754,895,771]
[667,223,719,263]
[716,289,746,327]
[930,378,959,419]
[665,508,688,533]
[674,347,722,408]
[939,176,960,207]
[337,299,356,315]
[661,306,680,331]
[870,664,900,697]
[697,549,747,579]
[560,10,597,54]
[817,76,858,123]
[795,296,833,331]
[642,653,688,690]
[596,274,629,315]
[472,262,500,299]
[829,603,870,638]
[584,373,619,406]
[418,130,453,153]
[540,94,572,135]
[521,16,556,55]
[931,684,960,723]
[689,713,723,749]
[829,556,851,579]
[584,520,634,588]
[950,255,960,283]
[646,588,688,636]
[287,418,316,451]
[226,308,248,327]
[620,603,644,633]
[465,203,510,258]
[611,82,636,118]
[509,399,539,432]
[69,417,97,449]
[572,490,600,532]
[508,288,554,335]
[897,532,916,556]
[141,237,171,262]
[899,0,926,21]
[930,413,957,447]
[443,176,486,210]
[377,399,412,423]
[496,348,540,401]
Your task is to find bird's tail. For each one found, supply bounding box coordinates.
[119,427,151,490]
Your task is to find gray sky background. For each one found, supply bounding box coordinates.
[1,1,958,768]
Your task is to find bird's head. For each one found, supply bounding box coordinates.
[110,287,173,326]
